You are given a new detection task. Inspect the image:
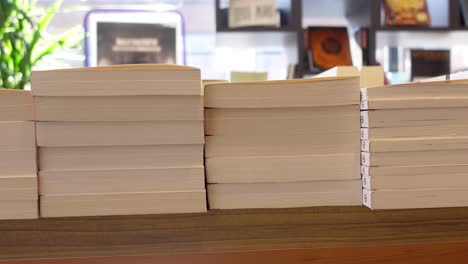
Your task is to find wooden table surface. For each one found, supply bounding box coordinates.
[3,242,468,264]
[1,206,468,262]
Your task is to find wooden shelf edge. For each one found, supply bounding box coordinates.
[1,206,468,260]
[3,241,468,264]
[216,27,298,33]
[376,26,468,32]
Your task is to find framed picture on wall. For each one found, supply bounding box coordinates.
[85,10,185,66]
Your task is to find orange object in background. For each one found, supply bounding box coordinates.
[308,27,352,70]
[383,0,431,26]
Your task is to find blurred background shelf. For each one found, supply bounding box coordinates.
[212,0,468,79]
[376,27,458,32]
[216,27,297,32]
[34,0,468,81]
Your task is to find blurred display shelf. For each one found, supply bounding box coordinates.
[213,0,468,77]
[376,27,458,32]
[215,0,304,77]
[216,27,297,33]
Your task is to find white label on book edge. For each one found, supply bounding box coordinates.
[362,175,371,189]
[360,88,368,101]
[360,100,369,110]
[361,165,370,177]
[361,128,369,140]
[362,188,372,208]
[360,111,369,128]
[361,152,370,166]
[361,140,370,152]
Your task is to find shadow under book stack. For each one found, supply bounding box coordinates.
[0,89,37,219]
[31,65,207,217]
[204,77,362,209]
[361,80,468,209]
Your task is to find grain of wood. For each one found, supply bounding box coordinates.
[2,241,468,264]
[1,206,468,260]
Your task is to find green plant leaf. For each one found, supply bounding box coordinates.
[32,25,82,64]
[29,0,62,55]
[1,0,82,89]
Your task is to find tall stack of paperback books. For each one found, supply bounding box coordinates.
[32,65,207,217]
[204,77,362,209]
[0,89,37,219]
[361,80,468,209]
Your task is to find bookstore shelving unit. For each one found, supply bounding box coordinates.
[215,0,306,77]
[367,0,463,65]
[215,0,468,77]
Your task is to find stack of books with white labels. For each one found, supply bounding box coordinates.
[32,65,207,217]
[361,79,468,209]
[204,77,362,209]
[0,89,38,219]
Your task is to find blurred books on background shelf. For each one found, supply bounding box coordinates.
[410,49,450,81]
[304,27,352,73]
[383,0,431,27]
[228,0,279,28]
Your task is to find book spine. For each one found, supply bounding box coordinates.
[360,100,369,110]
[361,152,370,166]
[361,140,370,152]
[360,88,368,101]
[362,174,372,190]
[362,188,373,209]
[360,111,369,128]
[360,128,369,140]
[361,165,370,177]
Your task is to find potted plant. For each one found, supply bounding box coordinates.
[0,0,82,89]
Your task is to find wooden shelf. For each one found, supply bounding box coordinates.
[4,241,468,264]
[217,27,297,33]
[1,206,468,260]
[376,27,456,32]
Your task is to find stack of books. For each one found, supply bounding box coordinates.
[32,65,207,217]
[0,89,37,219]
[361,80,468,209]
[204,77,362,209]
